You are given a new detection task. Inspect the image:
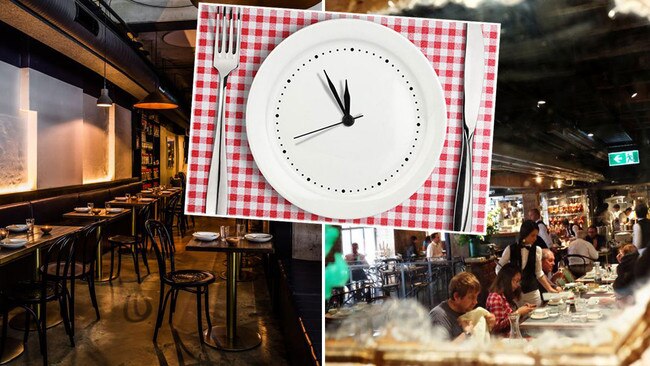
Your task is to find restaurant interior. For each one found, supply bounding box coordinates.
[324,0,650,365]
[0,0,323,365]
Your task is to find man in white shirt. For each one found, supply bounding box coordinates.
[633,203,650,256]
[528,208,552,249]
[567,230,599,266]
[426,232,444,259]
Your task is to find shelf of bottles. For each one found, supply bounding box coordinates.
[135,113,160,188]
[541,189,590,234]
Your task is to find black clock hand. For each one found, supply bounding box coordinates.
[323,70,345,114]
[293,114,364,140]
[344,80,350,116]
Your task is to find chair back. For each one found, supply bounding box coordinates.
[145,219,176,278]
[163,194,181,230]
[135,204,153,240]
[41,233,77,297]
[562,254,593,278]
[75,220,104,270]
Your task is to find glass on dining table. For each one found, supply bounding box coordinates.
[136,193,143,200]
[87,202,94,211]
[574,298,587,313]
[25,218,35,233]
[125,193,131,201]
[236,224,245,239]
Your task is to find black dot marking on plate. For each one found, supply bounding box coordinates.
[315,55,318,59]
[377,182,381,186]
[350,48,354,51]
[405,158,409,161]
[417,108,420,111]
[301,174,304,177]
[342,189,345,193]
[328,188,331,190]
[417,123,420,126]
[334,189,338,192]
[390,175,394,177]
[329,50,332,53]
[385,59,389,63]
[307,177,311,181]
[321,185,324,188]
[409,87,413,91]
[287,79,291,83]
[282,150,286,154]
[275,114,279,118]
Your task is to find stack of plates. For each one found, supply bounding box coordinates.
[74,207,91,213]
[6,224,28,233]
[106,208,124,213]
[1,238,28,249]
[244,233,273,242]
[192,232,218,241]
[142,190,153,193]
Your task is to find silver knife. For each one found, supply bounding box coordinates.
[453,23,485,232]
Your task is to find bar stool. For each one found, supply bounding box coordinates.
[108,205,152,283]
[144,219,215,343]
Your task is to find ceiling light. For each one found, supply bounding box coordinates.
[97,88,113,107]
[631,92,638,98]
[608,9,616,18]
[535,176,542,184]
[537,100,546,108]
[587,133,594,137]
[97,3,112,108]
[134,89,178,109]
[555,179,563,188]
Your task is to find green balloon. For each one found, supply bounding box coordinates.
[324,225,349,301]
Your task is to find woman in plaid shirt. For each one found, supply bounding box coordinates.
[486,263,536,333]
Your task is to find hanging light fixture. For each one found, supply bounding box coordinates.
[134,87,179,109]
[97,1,113,108]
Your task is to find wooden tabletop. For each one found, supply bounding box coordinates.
[186,237,273,254]
[0,225,82,266]
[140,190,180,198]
[63,208,131,222]
[106,198,158,207]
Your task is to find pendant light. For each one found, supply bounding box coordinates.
[97,1,113,108]
[134,88,179,110]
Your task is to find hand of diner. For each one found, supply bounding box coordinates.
[516,303,536,316]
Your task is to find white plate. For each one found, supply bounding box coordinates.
[6,224,28,233]
[245,233,273,242]
[530,313,549,320]
[115,197,128,201]
[246,19,447,219]
[1,238,28,249]
[74,207,91,213]
[105,208,124,213]
[193,232,218,241]
[139,198,155,202]
[142,190,153,193]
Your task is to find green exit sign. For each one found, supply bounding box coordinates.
[609,150,640,166]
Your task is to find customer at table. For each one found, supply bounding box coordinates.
[585,225,607,251]
[486,263,536,333]
[528,208,551,249]
[405,236,418,260]
[426,232,444,259]
[633,203,650,256]
[540,249,564,285]
[496,220,560,307]
[429,272,496,341]
[345,242,367,263]
[614,244,639,298]
[561,219,579,239]
[621,207,633,226]
[567,230,599,262]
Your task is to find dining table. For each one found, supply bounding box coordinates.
[186,236,273,351]
[0,224,83,364]
[139,188,181,217]
[62,208,131,281]
[105,197,158,234]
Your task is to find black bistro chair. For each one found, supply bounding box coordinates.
[108,204,152,283]
[145,219,215,343]
[562,254,595,278]
[5,234,77,365]
[46,221,103,343]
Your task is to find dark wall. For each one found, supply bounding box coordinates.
[0,20,137,109]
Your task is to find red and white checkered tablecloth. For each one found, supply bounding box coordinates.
[186,4,500,234]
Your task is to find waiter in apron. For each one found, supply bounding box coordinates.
[496,220,561,306]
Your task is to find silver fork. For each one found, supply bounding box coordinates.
[205,6,242,216]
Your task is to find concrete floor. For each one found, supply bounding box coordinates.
[3,217,289,366]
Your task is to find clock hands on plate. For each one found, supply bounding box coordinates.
[293,114,364,139]
[293,72,362,140]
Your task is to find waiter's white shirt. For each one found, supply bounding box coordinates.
[536,220,553,247]
[633,219,647,256]
[497,245,544,280]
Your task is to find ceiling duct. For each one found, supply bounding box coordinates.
[1,0,189,129]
